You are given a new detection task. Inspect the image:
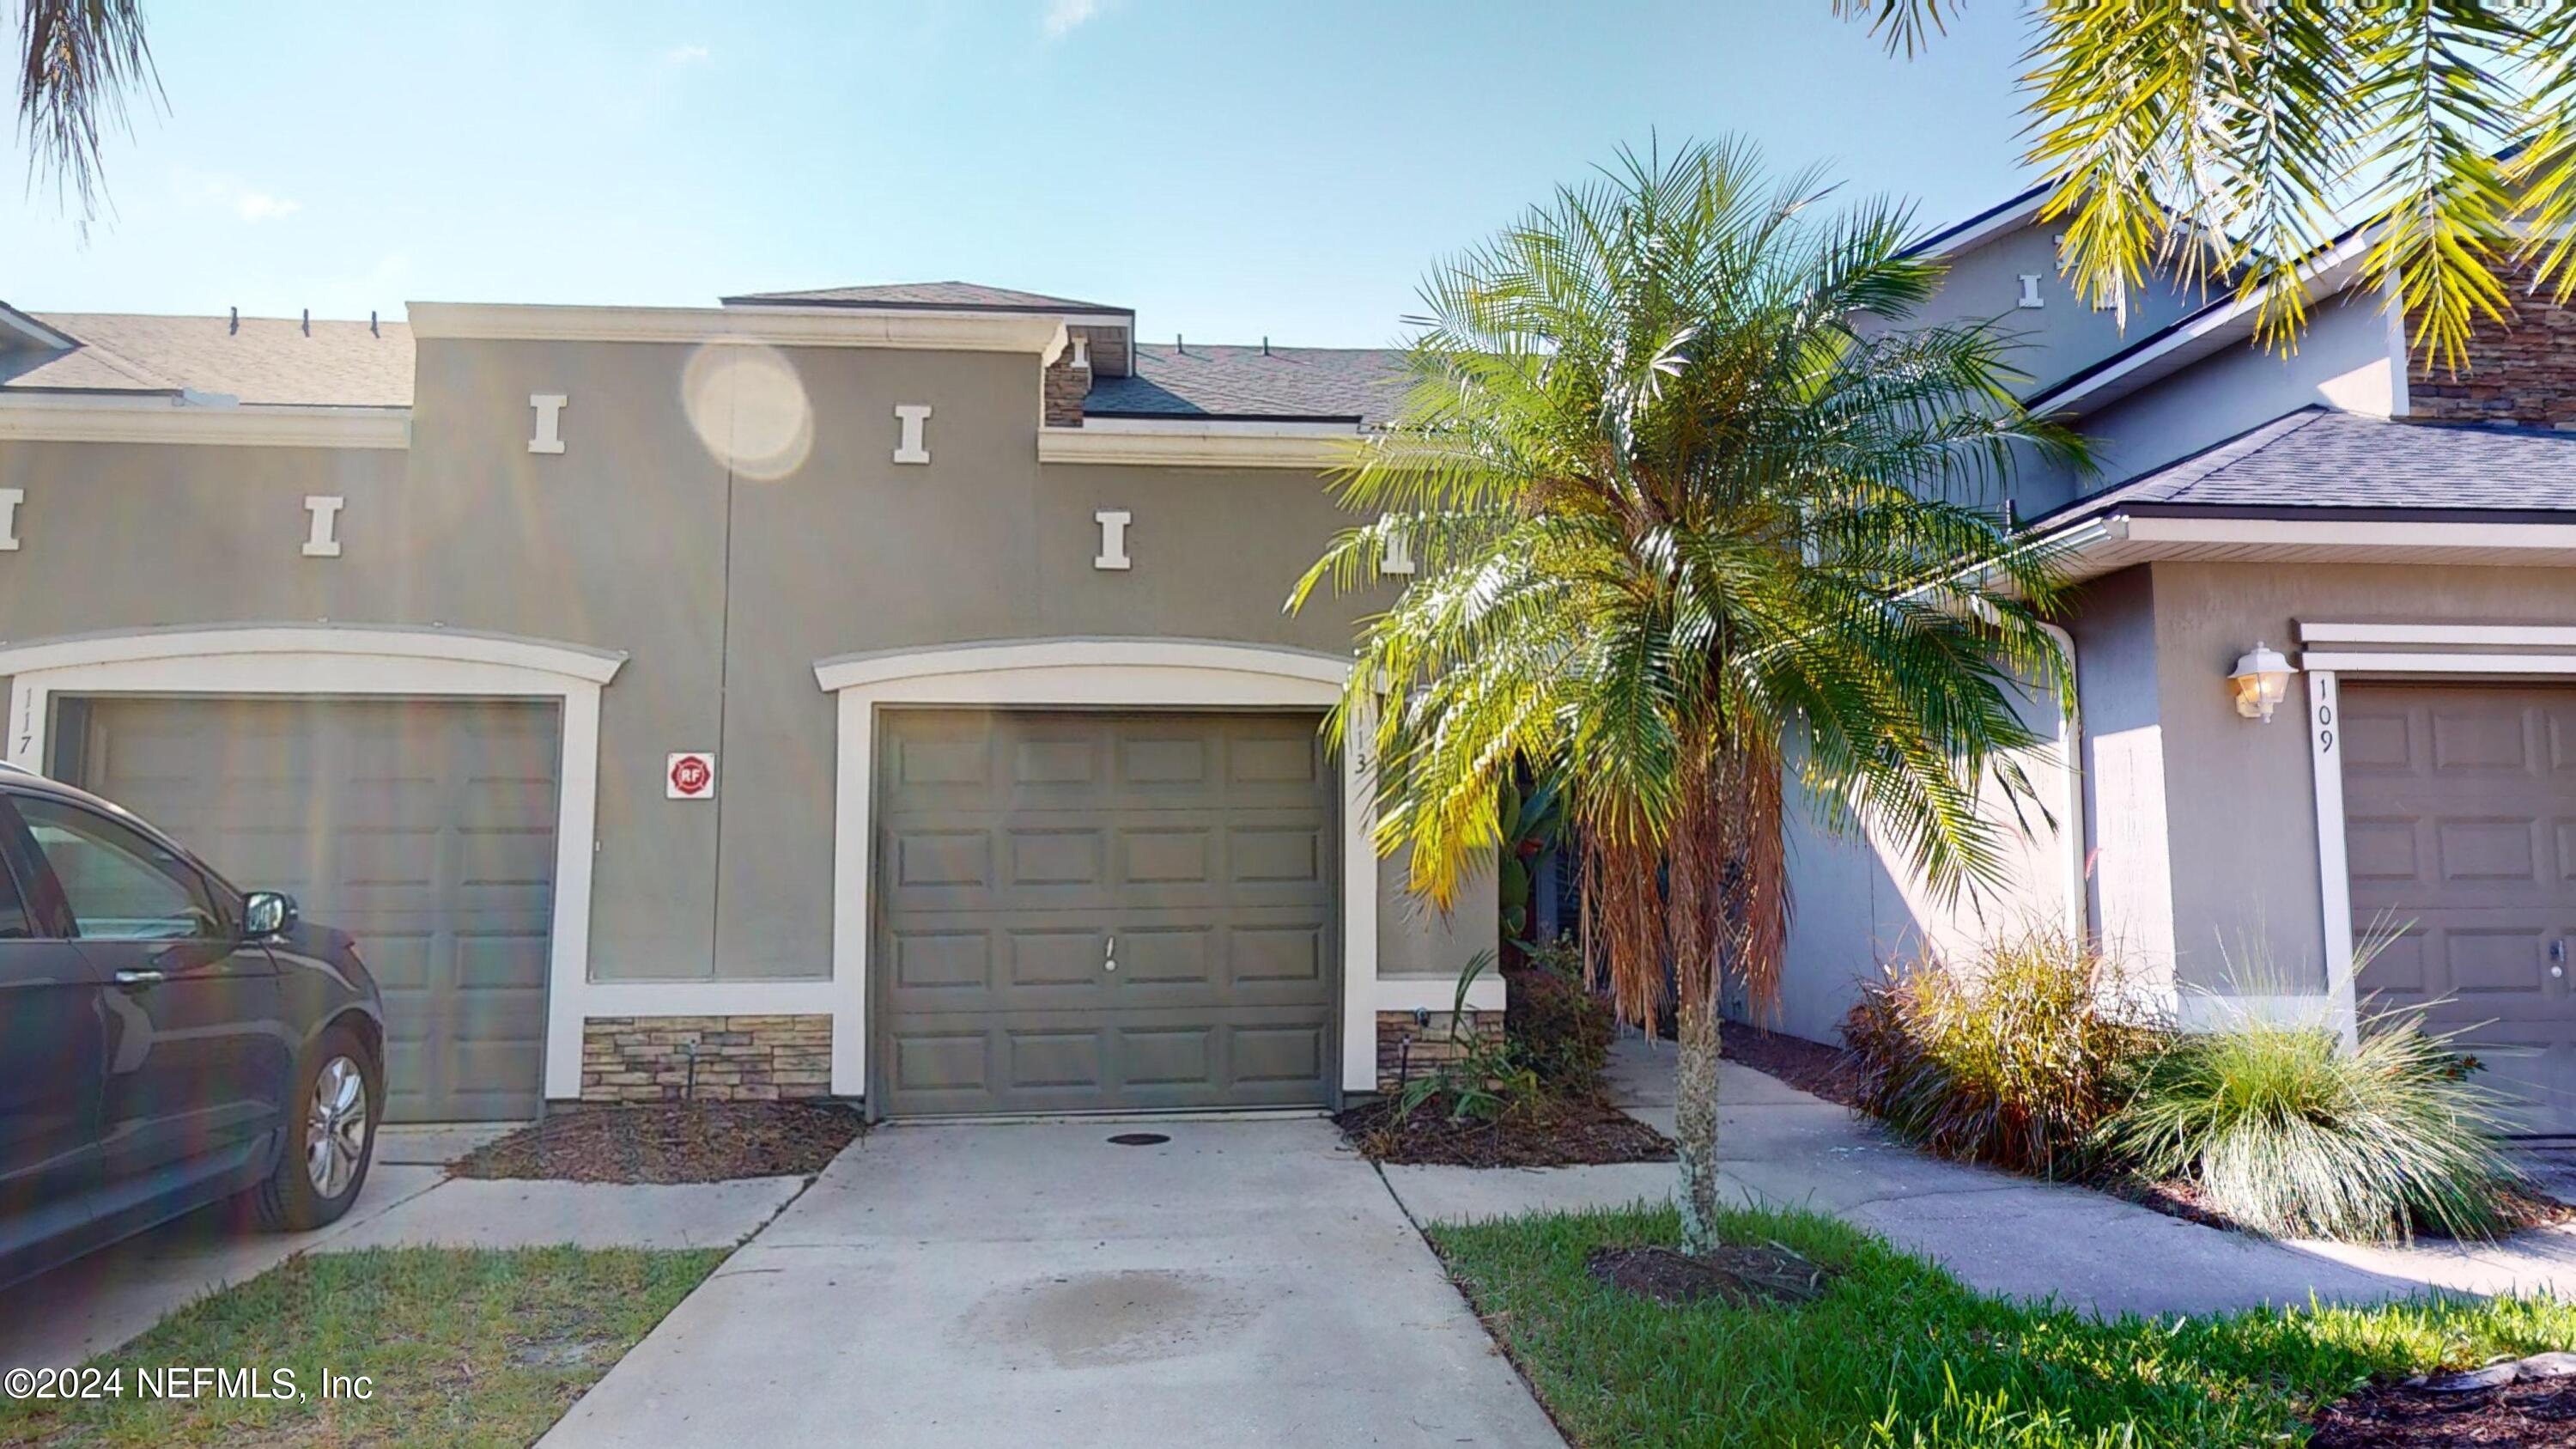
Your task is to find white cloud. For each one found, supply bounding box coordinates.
[1042,0,1098,38]
[231,190,302,222]
[665,43,711,65]
[179,173,304,223]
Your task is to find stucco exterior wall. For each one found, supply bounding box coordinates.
[1769,663,2080,1044]
[0,334,1493,1003]
[2141,559,2576,1006]
[2074,295,2401,489]
[1912,219,2212,403]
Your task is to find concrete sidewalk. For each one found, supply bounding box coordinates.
[541,1117,1564,1449]
[1380,1036,2576,1319]
[2,1149,805,1372]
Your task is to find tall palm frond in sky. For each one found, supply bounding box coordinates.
[1292,138,2083,1251]
[15,0,156,222]
[1841,1,2576,373]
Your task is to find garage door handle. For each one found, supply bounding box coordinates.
[112,968,166,988]
[1104,935,1116,973]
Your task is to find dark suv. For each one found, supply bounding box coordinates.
[0,764,385,1289]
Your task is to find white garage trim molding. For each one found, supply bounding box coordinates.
[813,636,1500,1100]
[2294,618,2576,1057]
[0,623,626,1104]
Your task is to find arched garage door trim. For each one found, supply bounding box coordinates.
[0,623,624,1105]
[814,636,1420,1101]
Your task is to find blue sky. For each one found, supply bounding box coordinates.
[3,1,2037,347]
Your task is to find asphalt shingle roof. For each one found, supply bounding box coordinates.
[3,312,414,408]
[1085,343,1406,427]
[2036,405,2576,524]
[720,281,1130,314]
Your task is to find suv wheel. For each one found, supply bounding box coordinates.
[252,1025,380,1232]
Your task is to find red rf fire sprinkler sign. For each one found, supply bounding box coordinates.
[667,752,716,801]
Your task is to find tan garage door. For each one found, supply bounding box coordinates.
[59,697,562,1123]
[2342,683,2576,1133]
[875,709,1337,1116]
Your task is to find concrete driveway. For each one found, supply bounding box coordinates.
[540,1117,1564,1449]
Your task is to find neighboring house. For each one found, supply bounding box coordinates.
[0,287,1491,1123]
[1777,188,2576,1135]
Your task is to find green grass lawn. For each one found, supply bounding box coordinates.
[1431,1203,2576,1447]
[0,1246,724,1448]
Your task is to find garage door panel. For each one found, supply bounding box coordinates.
[1121,827,1212,884]
[1118,733,1210,787]
[892,1032,990,1098]
[1007,928,1110,989]
[1005,827,1107,887]
[878,709,1335,1116]
[2348,684,2576,1132]
[1117,926,1215,986]
[454,931,550,989]
[1007,1031,1106,1090]
[1230,1023,1328,1085]
[2435,819,2542,883]
[1232,924,1327,986]
[891,929,989,990]
[2345,818,2421,883]
[72,697,561,1122]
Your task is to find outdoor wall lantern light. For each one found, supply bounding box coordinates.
[2229,642,2295,722]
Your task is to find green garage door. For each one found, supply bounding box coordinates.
[60,697,562,1123]
[876,709,1337,1116]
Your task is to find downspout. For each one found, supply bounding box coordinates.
[2037,620,2088,943]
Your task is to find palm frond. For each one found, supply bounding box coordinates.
[16,0,161,223]
[1291,137,2076,1035]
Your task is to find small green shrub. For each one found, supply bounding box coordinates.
[1394,949,1543,1123]
[1843,928,2166,1179]
[1505,935,1613,1093]
[2099,1001,2521,1243]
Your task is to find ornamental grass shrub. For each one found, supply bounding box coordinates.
[2098,995,2522,1244]
[1842,928,2167,1180]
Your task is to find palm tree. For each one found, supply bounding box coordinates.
[15,0,157,222]
[1291,139,2084,1254]
[1839,1,2576,372]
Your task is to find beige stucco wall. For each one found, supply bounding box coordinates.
[2139,559,2576,1004]
[1769,554,2576,1044]
[1769,663,2081,1044]
[2073,295,2400,490]
[0,333,1493,995]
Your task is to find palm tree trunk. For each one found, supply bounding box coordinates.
[1674,999,1723,1255]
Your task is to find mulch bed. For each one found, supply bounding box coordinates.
[2311,1367,2576,1447]
[2111,1173,2574,1240]
[1721,1021,1867,1109]
[1335,1094,1674,1168]
[449,1101,865,1184]
[1585,1243,1837,1307]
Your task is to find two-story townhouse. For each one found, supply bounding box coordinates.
[0,286,1492,1123]
[1782,189,2576,1135]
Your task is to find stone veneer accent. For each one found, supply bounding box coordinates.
[580,1014,832,1103]
[2409,261,2576,425]
[1374,1009,1503,1093]
[1042,349,1091,427]
[1042,323,1129,427]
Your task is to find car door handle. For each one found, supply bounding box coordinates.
[112,968,167,988]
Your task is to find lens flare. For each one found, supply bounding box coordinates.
[681,338,813,482]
